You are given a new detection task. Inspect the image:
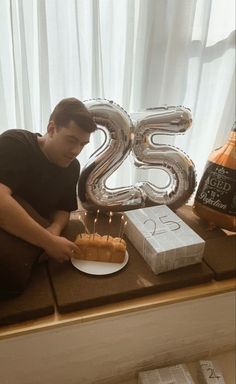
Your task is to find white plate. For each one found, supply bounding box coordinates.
[71,251,129,276]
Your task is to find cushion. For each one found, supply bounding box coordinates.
[203,235,236,280]
[0,263,54,326]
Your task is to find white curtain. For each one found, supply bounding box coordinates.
[0,0,235,189]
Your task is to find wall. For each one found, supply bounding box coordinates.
[0,292,235,384]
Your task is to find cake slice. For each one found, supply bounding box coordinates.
[74,233,126,263]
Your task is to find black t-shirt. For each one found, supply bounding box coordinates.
[0,129,80,219]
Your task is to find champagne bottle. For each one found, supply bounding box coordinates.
[193,122,236,232]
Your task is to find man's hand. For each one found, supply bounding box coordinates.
[47,210,70,236]
[42,213,77,263]
[43,235,80,263]
[0,184,78,263]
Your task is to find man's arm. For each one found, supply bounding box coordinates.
[0,183,79,262]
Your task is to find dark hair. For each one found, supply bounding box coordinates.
[49,98,97,133]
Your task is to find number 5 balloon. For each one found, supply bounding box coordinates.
[132,106,196,210]
[77,99,196,212]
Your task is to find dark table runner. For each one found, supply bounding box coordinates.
[48,238,213,314]
[48,207,218,314]
[1,206,234,325]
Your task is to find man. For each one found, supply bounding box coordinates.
[0,98,97,296]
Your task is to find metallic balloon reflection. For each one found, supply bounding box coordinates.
[77,101,196,212]
[77,99,142,212]
[132,106,196,210]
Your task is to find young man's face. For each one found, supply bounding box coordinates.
[47,120,90,167]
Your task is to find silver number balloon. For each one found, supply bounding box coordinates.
[78,99,142,211]
[132,106,196,209]
[77,100,196,212]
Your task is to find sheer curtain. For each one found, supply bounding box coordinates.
[0,0,235,189]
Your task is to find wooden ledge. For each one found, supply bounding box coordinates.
[1,206,235,341]
[0,277,235,341]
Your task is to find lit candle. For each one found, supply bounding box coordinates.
[93,218,97,240]
[118,215,125,238]
[120,221,127,241]
[92,210,100,239]
[107,217,112,241]
[83,211,90,235]
[78,214,82,237]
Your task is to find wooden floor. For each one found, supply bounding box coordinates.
[120,350,236,384]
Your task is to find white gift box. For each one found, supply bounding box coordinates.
[138,364,195,384]
[124,205,205,275]
[198,360,225,384]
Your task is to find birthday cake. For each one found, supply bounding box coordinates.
[74,233,126,263]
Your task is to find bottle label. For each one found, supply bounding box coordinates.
[195,161,236,216]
